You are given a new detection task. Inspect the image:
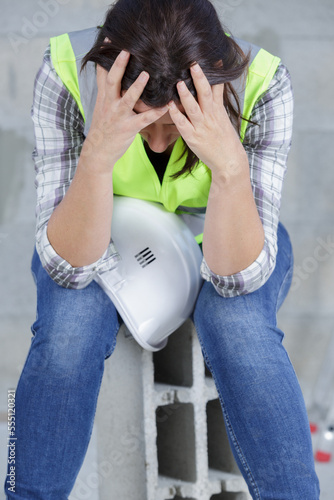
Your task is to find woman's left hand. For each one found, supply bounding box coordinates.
[168,63,248,178]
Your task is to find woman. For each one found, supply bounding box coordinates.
[5,0,320,498]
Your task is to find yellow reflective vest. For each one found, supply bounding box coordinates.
[50,27,281,242]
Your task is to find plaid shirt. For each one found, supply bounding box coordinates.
[31,45,293,297]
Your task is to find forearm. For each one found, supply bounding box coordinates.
[47,153,114,268]
[36,47,168,272]
[202,162,264,277]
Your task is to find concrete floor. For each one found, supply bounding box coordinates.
[1,0,334,498]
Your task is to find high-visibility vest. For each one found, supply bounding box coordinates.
[50,27,280,242]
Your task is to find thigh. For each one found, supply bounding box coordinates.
[195,222,293,330]
[29,248,121,375]
[193,222,294,375]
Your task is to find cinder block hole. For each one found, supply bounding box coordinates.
[211,492,249,499]
[153,321,193,387]
[206,399,240,474]
[156,402,196,482]
[205,361,213,378]
[170,497,196,500]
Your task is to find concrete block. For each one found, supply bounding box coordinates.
[207,400,239,475]
[93,328,148,500]
[69,425,99,500]
[95,321,252,500]
[210,492,249,500]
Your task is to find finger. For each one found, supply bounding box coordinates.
[190,63,213,114]
[212,82,225,106]
[120,71,150,110]
[104,50,131,103]
[132,105,169,130]
[176,80,203,126]
[167,100,194,137]
[96,63,108,95]
[95,38,111,95]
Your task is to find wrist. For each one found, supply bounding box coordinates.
[79,137,118,175]
[78,150,116,177]
[210,158,250,194]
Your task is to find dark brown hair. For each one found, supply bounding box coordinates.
[82,0,250,178]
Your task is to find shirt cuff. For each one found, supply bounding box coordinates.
[36,225,121,289]
[200,239,276,297]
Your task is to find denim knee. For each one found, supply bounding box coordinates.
[29,250,120,376]
[194,280,289,375]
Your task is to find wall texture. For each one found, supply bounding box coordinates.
[1,1,334,498]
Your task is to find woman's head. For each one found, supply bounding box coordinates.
[82,0,250,175]
[83,0,247,105]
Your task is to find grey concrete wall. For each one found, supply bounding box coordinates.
[1,0,334,498]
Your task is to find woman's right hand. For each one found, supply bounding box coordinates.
[81,50,168,170]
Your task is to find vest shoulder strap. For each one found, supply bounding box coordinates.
[50,27,99,123]
[240,47,281,141]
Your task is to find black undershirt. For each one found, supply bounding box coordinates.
[144,142,170,184]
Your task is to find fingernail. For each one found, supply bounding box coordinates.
[120,50,129,59]
[139,71,149,82]
[192,63,200,72]
[104,37,110,43]
[168,101,176,109]
[177,81,187,93]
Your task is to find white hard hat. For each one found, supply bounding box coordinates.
[95,196,203,351]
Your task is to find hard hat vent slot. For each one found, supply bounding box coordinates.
[135,247,156,268]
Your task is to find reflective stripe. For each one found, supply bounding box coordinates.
[177,207,206,243]
[176,206,207,215]
[69,28,99,136]
[178,213,206,243]
[68,27,97,60]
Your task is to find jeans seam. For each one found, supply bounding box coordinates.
[104,321,120,359]
[30,267,38,337]
[70,366,105,496]
[196,332,261,500]
[275,245,294,314]
[104,336,117,360]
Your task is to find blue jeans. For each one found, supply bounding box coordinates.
[4,223,320,499]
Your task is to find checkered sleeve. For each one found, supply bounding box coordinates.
[200,63,294,296]
[31,45,120,289]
